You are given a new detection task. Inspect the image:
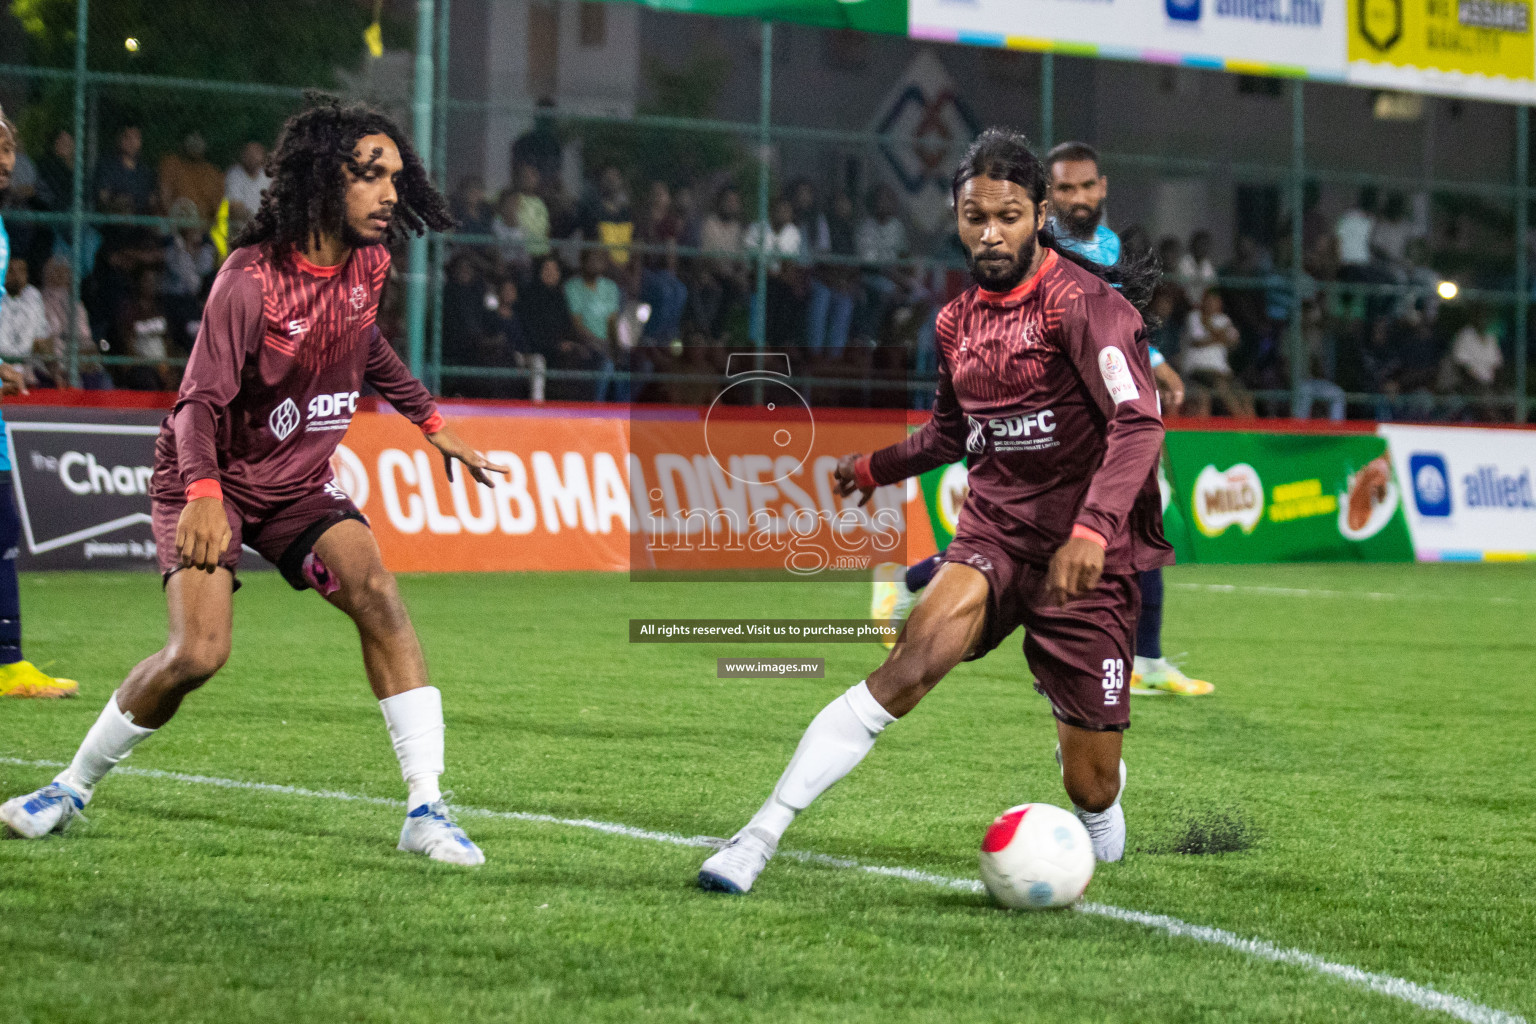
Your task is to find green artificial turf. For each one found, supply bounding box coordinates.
[2,564,1532,1023]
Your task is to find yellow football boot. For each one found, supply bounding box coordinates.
[1130,657,1214,696]
[0,660,80,699]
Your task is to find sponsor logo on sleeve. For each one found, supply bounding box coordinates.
[1097,346,1140,404]
[1408,452,1451,517]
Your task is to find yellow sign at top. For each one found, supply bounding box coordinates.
[1349,0,1534,79]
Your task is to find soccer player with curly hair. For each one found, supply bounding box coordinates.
[2,98,504,865]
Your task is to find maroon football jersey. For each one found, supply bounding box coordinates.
[152,244,439,515]
[869,248,1172,573]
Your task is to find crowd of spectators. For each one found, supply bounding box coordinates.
[0,114,1521,420]
[0,122,268,390]
[1138,185,1517,422]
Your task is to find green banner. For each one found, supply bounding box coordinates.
[915,431,1414,564]
[601,0,906,33]
[1163,431,1414,563]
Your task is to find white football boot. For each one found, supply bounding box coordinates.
[698,826,778,893]
[0,782,87,839]
[397,800,485,866]
[1054,745,1127,862]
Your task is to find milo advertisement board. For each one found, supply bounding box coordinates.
[1163,431,1414,563]
[917,430,1413,563]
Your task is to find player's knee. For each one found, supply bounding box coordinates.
[163,639,229,688]
[1064,763,1121,813]
[348,567,406,630]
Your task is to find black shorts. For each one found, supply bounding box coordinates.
[153,484,366,592]
[941,534,1140,732]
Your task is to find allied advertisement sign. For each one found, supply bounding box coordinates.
[909,0,1346,81]
[1376,424,1536,561]
[1160,430,1414,562]
[910,0,1536,104]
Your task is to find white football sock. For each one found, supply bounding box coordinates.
[54,692,156,802]
[380,686,445,809]
[745,681,896,843]
[1072,759,1127,862]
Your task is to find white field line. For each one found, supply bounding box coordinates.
[0,755,1525,1024]
[1168,582,1520,605]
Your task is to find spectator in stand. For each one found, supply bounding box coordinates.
[583,165,634,271]
[1371,192,1415,270]
[1180,288,1254,417]
[483,276,547,402]
[440,252,491,394]
[1448,304,1505,412]
[93,191,165,350]
[490,187,528,277]
[1335,187,1379,280]
[1220,235,1279,379]
[795,180,854,356]
[224,141,270,220]
[512,100,562,190]
[672,183,702,248]
[694,185,748,337]
[117,266,175,391]
[450,175,494,236]
[38,256,110,389]
[521,255,578,377]
[1291,299,1347,421]
[1146,283,1184,388]
[855,184,910,344]
[0,257,50,384]
[513,163,551,259]
[636,181,687,346]
[158,132,224,223]
[160,197,216,352]
[35,129,76,213]
[564,247,621,401]
[1176,229,1218,307]
[94,124,155,213]
[744,194,807,346]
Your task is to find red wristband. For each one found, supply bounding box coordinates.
[185,479,223,503]
[1070,523,1108,549]
[421,411,445,435]
[853,454,877,491]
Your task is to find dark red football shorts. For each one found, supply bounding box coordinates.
[941,533,1140,732]
[152,483,365,592]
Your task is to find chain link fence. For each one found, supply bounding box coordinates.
[1,0,1529,421]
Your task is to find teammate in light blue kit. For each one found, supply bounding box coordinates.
[0,104,79,698]
[1045,141,1211,696]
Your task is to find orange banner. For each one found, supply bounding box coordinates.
[331,409,937,574]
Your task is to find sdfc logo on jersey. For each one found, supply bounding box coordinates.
[349,285,367,311]
[287,318,310,338]
[269,399,302,441]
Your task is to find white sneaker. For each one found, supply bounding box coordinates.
[698,826,778,893]
[397,800,485,866]
[1054,746,1127,862]
[1,782,87,839]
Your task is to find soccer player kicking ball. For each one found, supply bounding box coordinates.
[0,99,506,866]
[700,128,1172,893]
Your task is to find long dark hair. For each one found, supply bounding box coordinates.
[234,93,454,258]
[951,127,1161,317]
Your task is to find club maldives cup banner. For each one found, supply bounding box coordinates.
[1160,430,1415,562]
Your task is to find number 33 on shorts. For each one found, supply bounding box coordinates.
[1101,658,1125,706]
